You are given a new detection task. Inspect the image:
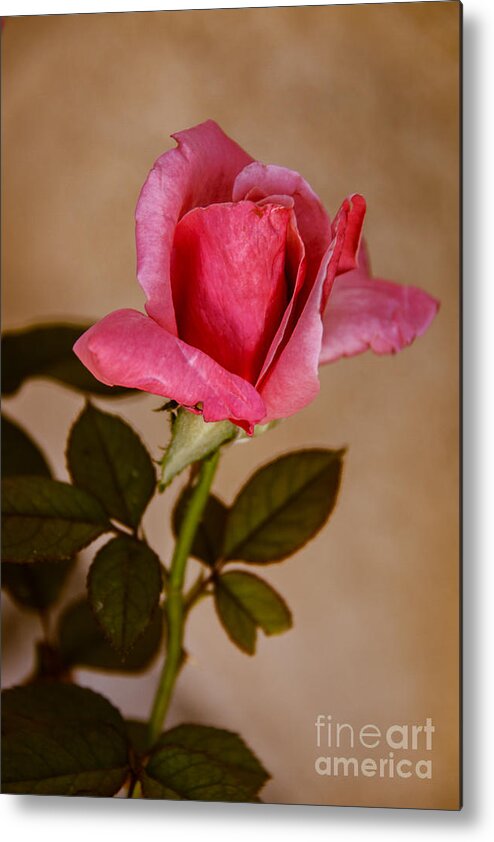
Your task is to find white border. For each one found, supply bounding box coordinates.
[1,0,460,19]
[2,0,494,839]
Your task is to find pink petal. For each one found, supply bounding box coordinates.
[329,193,366,277]
[319,194,367,311]
[73,309,266,432]
[320,264,440,365]
[355,238,372,276]
[258,197,355,421]
[232,162,332,287]
[255,214,307,383]
[135,120,253,333]
[171,201,295,384]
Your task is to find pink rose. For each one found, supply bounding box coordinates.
[74,120,438,433]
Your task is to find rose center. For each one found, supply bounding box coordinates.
[171,200,298,383]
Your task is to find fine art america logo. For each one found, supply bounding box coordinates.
[314,715,435,780]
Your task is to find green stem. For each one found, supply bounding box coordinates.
[183,571,206,611]
[147,450,220,745]
[127,775,139,798]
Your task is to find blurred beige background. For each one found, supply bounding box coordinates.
[1,2,460,809]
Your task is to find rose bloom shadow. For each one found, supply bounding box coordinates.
[74,120,439,434]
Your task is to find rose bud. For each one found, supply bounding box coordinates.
[74,120,438,434]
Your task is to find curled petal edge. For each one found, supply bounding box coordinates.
[73,309,266,433]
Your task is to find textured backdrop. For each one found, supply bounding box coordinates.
[2,2,460,809]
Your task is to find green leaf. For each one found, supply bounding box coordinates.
[67,403,156,529]
[126,720,153,757]
[1,683,130,796]
[1,415,51,477]
[87,535,162,656]
[2,558,75,613]
[141,724,269,801]
[172,489,228,566]
[2,323,133,397]
[0,418,73,610]
[222,449,345,564]
[160,408,237,489]
[214,571,292,655]
[58,599,163,673]
[1,476,110,563]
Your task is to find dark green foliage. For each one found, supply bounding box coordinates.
[2,558,75,613]
[214,570,292,655]
[223,449,345,563]
[1,416,74,609]
[1,476,110,563]
[87,535,163,655]
[1,415,51,477]
[67,403,155,529]
[58,599,163,673]
[141,724,269,802]
[1,683,130,796]
[173,489,227,566]
[2,324,132,397]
